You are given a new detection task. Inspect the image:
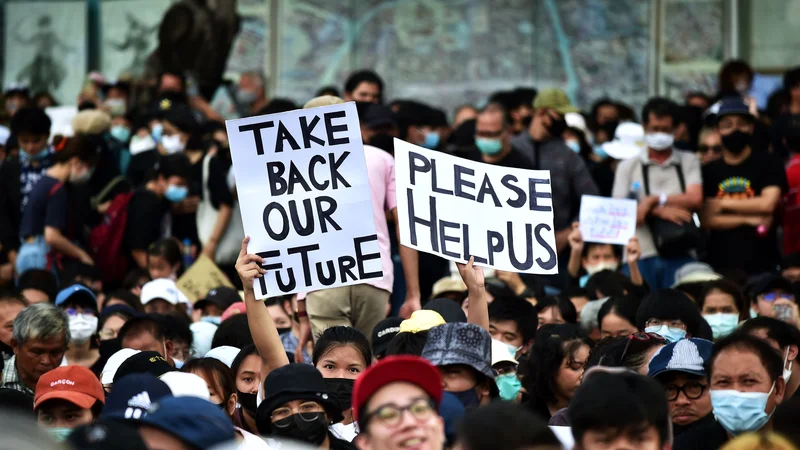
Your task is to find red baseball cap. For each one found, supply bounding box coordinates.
[221,302,246,322]
[34,365,105,410]
[352,355,443,423]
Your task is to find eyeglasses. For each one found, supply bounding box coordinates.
[271,401,325,427]
[760,292,794,302]
[664,382,707,401]
[621,332,667,362]
[362,398,436,429]
[698,145,723,154]
[645,319,687,330]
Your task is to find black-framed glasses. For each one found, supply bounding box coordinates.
[620,332,667,362]
[361,398,435,428]
[271,401,325,427]
[664,382,707,401]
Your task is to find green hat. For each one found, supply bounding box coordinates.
[533,88,580,114]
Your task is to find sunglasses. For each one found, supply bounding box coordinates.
[621,332,667,362]
[698,144,723,154]
[760,292,794,302]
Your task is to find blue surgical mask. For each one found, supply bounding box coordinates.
[201,316,222,326]
[496,374,522,402]
[151,123,164,142]
[173,358,184,369]
[47,427,73,442]
[593,144,608,160]
[165,184,188,203]
[565,140,581,153]
[451,388,480,409]
[19,148,50,163]
[703,313,739,340]
[422,131,440,149]
[475,137,503,155]
[505,343,521,358]
[710,382,775,435]
[110,125,131,143]
[644,324,686,343]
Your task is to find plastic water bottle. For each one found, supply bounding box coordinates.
[183,238,194,267]
[628,181,641,201]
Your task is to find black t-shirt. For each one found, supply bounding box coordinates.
[126,150,160,187]
[19,175,67,238]
[672,419,728,450]
[702,153,789,274]
[125,188,169,252]
[171,156,203,244]
[464,146,535,170]
[208,155,234,209]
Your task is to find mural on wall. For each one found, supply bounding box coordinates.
[101,0,172,80]
[4,2,87,104]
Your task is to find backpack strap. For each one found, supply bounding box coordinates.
[641,162,686,195]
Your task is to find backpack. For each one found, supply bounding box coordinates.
[89,191,134,284]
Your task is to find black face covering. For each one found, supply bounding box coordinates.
[520,115,533,130]
[548,116,568,138]
[271,413,329,446]
[238,391,258,415]
[324,378,354,411]
[721,130,752,154]
[369,133,395,155]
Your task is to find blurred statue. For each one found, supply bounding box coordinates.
[14,15,74,96]
[109,13,160,78]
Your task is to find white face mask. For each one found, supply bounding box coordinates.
[586,260,619,275]
[645,132,674,151]
[784,347,793,384]
[69,314,98,343]
[161,134,186,154]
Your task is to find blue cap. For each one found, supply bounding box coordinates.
[136,396,235,449]
[648,338,713,379]
[55,284,97,308]
[716,98,754,122]
[101,373,172,421]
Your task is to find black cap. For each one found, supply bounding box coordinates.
[363,104,397,129]
[113,351,176,383]
[67,420,148,450]
[162,103,198,133]
[424,298,467,323]
[371,317,403,358]
[195,287,240,312]
[751,274,794,297]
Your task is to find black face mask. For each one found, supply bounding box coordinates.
[324,378,354,411]
[98,338,121,357]
[271,413,328,446]
[237,391,258,415]
[548,116,568,138]
[369,133,395,155]
[722,130,752,154]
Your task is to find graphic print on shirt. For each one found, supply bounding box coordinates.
[715,176,755,199]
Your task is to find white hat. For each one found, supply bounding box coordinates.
[565,112,590,136]
[141,278,182,305]
[101,348,141,385]
[190,322,218,358]
[159,372,210,401]
[602,122,645,160]
[491,339,518,366]
[0,126,9,146]
[205,346,241,368]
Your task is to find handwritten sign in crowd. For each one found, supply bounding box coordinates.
[578,195,637,245]
[176,255,234,303]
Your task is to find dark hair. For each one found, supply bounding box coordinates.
[641,97,680,127]
[685,91,712,107]
[212,314,253,350]
[17,269,58,302]
[385,331,429,357]
[698,280,750,322]
[52,134,100,166]
[231,344,259,377]
[257,98,298,115]
[536,296,577,324]
[510,87,537,110]
[147,238,182,269]
[709,332,783,383]
[526,324,590,405]
[312,326,371,368]
[153,314,192,348]
[784,66,800,91]
[581,241,622,260]
[479,103,512,128]
[739,317,800,350]
[590,98,618,124]
[636,289,708,339]
[674,281,708,304]
[102,289,144,312]
[344,70,384,97]
[0,291,27,308]
[159,71,187,91]
[569,371,670,447]
[315,85,341,98]
[118,316,164,344]
[181,357,236,406]
[585,270,628,299]
[489,296,538,344]
[154,153,191,181]
[719,59,754,93]
[586,336,628,368]
[97,309,134,335]
[597,296,639,333]
[773,396,800,445]
[10,107,51,136]
[122,268,150,291]
[456,402,560,450]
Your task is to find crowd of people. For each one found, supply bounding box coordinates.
[0,57,800,450]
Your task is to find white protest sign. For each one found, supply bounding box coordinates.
[395,140,558,274]
[578,195,637,245]
[45,106,77,138]
[226,102,382,299]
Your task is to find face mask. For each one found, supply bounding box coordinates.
[201,316,221,326]
[20,148,49,163]
[129,134,157,155]
[565,139,581,153]
[236,89,258,105]
[271,413,329,446]
[475,137,503,155]
[505,343,521,357]
[164,184,188,203]
[722,130,752,154]
[451,387,480,409]
[548,117,568,137]
[496,373,522,402]
[585,261,619,275]
[593,144,608,160]
[422,131,440,149]
[324,378,355,411]
[173,358,184,369]
[47,427,73,442]
[735,82,750,95]
[161,134,185,154]
[110,125,131,143]
[644,324,686,343]
[151,123,164,142]
[69,314,98,343]
[645,132,674,151]
[750,308,759,319]
[104,98,127,116]
[703,313,739,340]
[783,347,793,384]
[237,391,258,415]
[70,165,93,184]
[710,382,775,435]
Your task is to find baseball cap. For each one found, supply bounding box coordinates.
[136,396,235,449]
[101,348,141,385]
[113,351,175,383]
[491,339,518,366]
[424,298,467,323]
[672,262,722,287]
[140,278,182,306]
[221,302,246,322]
[565,112,590,136]
[194,287,240,312]
[163,103,198,133]
[352,355,443,423]
[205,346,241,368]
[533,88,580,114]
[602,122,645,160]
[34,365,105,410]
[159,372,210,400]
[55,284,98,311]
[716,97,754,123]
[68,420,148,450]
[101,373,171,420]
[430,277,467,300]
[648,338,713,378]
[399,310,445,333]
[421,323,494,379]
[371,317,403,359]
[751,274,794,297]
[363,103,396,129]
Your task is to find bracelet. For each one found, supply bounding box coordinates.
[296,310,308,318]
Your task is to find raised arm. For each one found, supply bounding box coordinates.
[458,257,488,331]
[394,208,421,319]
